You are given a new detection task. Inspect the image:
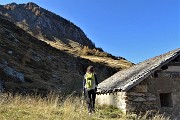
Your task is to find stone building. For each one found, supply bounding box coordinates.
[96,48,180,117]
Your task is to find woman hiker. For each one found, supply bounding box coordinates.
[83,66,98,114]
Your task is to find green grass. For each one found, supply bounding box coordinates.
[0,93,169,120]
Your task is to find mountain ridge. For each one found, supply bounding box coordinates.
[0,2,133,70]
[0,14,118,94]
[0,2,95,48]
[0,2,133,94]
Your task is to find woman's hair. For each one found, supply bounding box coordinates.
[86,66,94,73]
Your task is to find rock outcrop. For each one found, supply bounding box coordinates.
[0,2,95,48]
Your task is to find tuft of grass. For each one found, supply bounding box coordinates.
[126,111,170,120]
[96,105,123,119]
[0,93,170,120]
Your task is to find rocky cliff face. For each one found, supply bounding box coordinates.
[0,2,95,49]
[0,15,117,95]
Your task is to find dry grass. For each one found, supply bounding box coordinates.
[81,55,133,69]
[41,40,133,70]
[0,93,170,120]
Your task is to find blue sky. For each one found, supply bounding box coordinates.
[0,0,179,63]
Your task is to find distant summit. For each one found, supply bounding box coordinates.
[0,2,95,48]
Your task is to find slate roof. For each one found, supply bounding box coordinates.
[97,48,180,94]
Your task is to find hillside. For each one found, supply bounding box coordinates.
[0,15,118,94]
[0,2,133,70]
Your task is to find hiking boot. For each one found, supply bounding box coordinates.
[88,112,92,115]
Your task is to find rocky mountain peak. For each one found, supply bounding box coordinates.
[0,2,95,49]
[0,2,133,94]
[24,2,39,8]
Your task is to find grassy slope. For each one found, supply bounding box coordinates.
[43,40,133,70]
[81,56,132,69]
[0,93,169,120]
[0,16,119,94]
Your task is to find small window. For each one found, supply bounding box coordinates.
[159,93,173,107]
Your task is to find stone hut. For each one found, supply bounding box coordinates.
[96,48,180,117]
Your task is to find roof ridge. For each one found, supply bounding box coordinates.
[97,48,180,94]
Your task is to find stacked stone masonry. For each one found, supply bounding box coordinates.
[97,55,180,118]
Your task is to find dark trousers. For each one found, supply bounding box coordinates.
[85,89,96,113]
[0,78,5,92]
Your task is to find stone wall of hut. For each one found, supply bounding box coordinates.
[126,77,159,113]
[126,61,180,117]
[97,55,180,117]
[96,92,127,113]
